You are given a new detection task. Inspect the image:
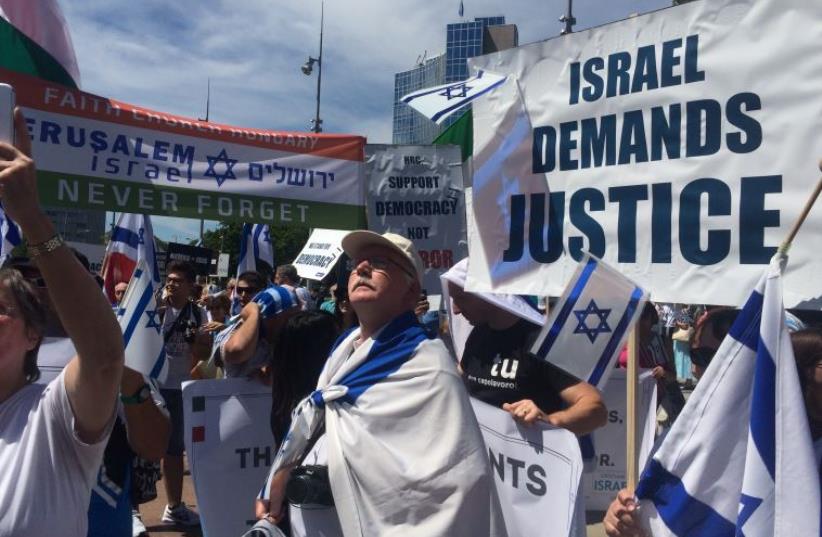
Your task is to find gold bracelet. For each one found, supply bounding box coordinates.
[28,234,65,258]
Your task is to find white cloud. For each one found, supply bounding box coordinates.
[61,0,670,242]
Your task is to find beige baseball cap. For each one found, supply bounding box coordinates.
[342,231,424,285]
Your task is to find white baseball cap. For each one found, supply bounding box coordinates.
[342,231,424,286]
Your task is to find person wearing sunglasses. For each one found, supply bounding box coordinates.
[216,271,299,380]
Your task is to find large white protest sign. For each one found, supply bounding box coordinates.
[582,369,657,511]
[471,398,582,537]
[2,68,366,227]
[365,144,467,294]
[182,379,275,537]
[466,0,822,308]
[292,227,348,281]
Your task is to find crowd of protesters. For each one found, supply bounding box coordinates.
[1,107,820,537]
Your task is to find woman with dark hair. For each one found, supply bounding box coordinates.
[268,310,340,444]
[332,286,358,333]
[0,109,125,536]
[791,328,822,451]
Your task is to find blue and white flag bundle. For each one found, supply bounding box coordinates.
[233,223,274,314]
[636,254,820,536]
[236,223,274,275]
[118,259,166,382]
[101,213,159,303]
[0,201,21,266]
[401,70,507,124]
[530,254,648,389]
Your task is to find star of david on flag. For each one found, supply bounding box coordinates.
[636,253,820,537]
[530,254,647,389]
[117,259,167,382]
[401,70,507,124]
[572,300,612,343]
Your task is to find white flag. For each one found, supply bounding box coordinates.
[530,254,648,388]
[463,74,552,295]
[636,254,820,536]
[118,259,166,382]
[0,201,21,266]
[401,70,507,124]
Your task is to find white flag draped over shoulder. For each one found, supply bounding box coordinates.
[530,254,647,388]
[636,254,820,536]
[0,201,21,266]
[401,70,507,124]
[118,259,166,382]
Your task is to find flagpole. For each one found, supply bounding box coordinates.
[626,322,639,492]
[777,161,822,254]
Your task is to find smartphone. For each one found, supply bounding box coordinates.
[0,83,15,144]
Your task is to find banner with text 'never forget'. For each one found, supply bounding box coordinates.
[2,68,367,229]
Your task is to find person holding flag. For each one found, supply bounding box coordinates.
[442,258,607,435]
[602,253,821,536]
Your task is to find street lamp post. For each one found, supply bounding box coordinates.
[302,2,324,133]
[560,0,576,35]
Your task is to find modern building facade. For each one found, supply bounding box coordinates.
[392,16,518,144]
[45,206,107,244]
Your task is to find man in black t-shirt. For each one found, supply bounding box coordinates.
[448,281,607,435]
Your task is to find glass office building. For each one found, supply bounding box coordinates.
[392,16,512,144]
[445,16,505,83]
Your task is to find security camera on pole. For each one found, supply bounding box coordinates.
[302,2,324,133]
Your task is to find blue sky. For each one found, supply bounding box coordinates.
[60,0,671,243]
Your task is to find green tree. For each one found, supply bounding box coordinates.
[201,222,309,277]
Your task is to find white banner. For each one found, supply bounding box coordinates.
[471,398,582,537]
[292,227,348,281]
[582,369,657,511]
[467,0,822,308]
[2,68,366,227]
[365,144,468,294]
[182,379,274,537]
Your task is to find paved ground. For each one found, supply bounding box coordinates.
[137,465,608,536]
[136,462,202,537]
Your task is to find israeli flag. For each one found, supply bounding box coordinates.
[401,70,507,124]
[101,213,159,303]
[233,223,274,314]
[0,201,21,266]
[530,254,647,389]
[636,254,820,536]
[118,259,167,382]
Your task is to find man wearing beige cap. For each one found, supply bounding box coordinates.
[258,231,505,537]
